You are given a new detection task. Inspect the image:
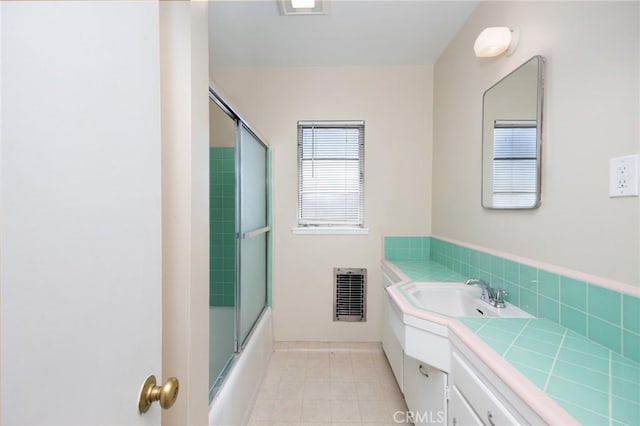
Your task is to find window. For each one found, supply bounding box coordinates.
[297,121,364,229]
[492,120,537,208]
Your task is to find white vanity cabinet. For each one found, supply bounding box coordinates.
[449,346,545,426]
[403,354,448,425]
[380,261,567,426]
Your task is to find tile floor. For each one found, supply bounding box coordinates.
[248,342,411,426]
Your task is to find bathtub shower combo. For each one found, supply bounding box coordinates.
[208,90,271,407]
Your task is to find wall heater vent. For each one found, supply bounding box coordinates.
[334,267,367,322]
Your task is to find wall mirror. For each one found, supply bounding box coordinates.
[482,55,544,209]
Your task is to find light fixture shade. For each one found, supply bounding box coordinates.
[474,27,519,58]
[279,0,327,15]
[291,0,315,8]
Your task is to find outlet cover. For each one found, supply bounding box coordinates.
[609,154,639,197]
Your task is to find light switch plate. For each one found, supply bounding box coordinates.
[609,154,639,197]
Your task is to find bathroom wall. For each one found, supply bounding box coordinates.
[210,66,433,341]
[433,1,640,286]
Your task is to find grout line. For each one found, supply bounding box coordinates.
[508,358,554,376]
[586,285,590,339]
[473,318,492,334]
[548,394,611,423]
[609,351,613,426]
[607,391,640,406]
[543,328,569,392]
[502,318,532,357]
[546,371,612,398]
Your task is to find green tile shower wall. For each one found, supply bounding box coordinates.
[383,236,640,362]
[210,148,236,307]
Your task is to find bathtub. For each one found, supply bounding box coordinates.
[208,308,273,425]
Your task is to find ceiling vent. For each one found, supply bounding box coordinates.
[278,0,329,16]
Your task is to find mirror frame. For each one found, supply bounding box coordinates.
[481,55,545,209]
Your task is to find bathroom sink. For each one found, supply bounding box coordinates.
[406,283,533,318]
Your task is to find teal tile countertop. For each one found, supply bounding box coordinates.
[461,317,640,425]
[388,260,640,426]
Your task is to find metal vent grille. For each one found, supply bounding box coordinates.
[334,267,367,322]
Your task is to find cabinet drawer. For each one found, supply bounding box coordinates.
[452,352,522,426]
[449,385,482,426]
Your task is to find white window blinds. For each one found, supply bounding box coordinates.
[492,120,537,208]
[298,121,365,227]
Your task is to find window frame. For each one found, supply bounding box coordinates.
[294,120,366,234]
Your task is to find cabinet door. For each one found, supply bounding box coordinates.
[382,293,404,390]
[451,352,522,425]
[449,386,483,426]
[403,354,447,425]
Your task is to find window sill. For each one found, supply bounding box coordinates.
[291,227,370,236]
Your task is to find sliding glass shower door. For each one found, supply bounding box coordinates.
[238,125,268,346]
[209,93,270,401]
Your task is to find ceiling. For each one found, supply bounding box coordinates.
[208,0,478,68]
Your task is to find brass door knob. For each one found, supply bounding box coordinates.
[138,375,179,413]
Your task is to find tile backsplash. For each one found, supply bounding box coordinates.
[384,236,640,362]
[384,236,431,261]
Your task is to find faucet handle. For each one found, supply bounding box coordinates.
[493,288,509,307]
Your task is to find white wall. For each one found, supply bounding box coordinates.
[159,2,210,424]
[433,1,640,286]
[211,66,433,341]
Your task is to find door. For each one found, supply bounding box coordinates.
[0,2,208,425]
[403,355,448,425]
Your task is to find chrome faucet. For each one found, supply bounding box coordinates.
[464,278,509,308]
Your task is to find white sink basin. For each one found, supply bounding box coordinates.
[406,283,533,318]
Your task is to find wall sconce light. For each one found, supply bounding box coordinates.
[474,27,520,58]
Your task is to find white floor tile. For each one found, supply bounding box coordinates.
[248,342,408,426]
[331,381,358,401]
[330,365,355,382]
[331,400,361,422]
[355,380,386,400]
[303,380,332,400]
[271,399,303,422]
[278,381,306,400]
[281,366,308,381]
[249,398,274,422]
[359,400,393,423]
[305,364,331,381]
[301,398,332,422]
